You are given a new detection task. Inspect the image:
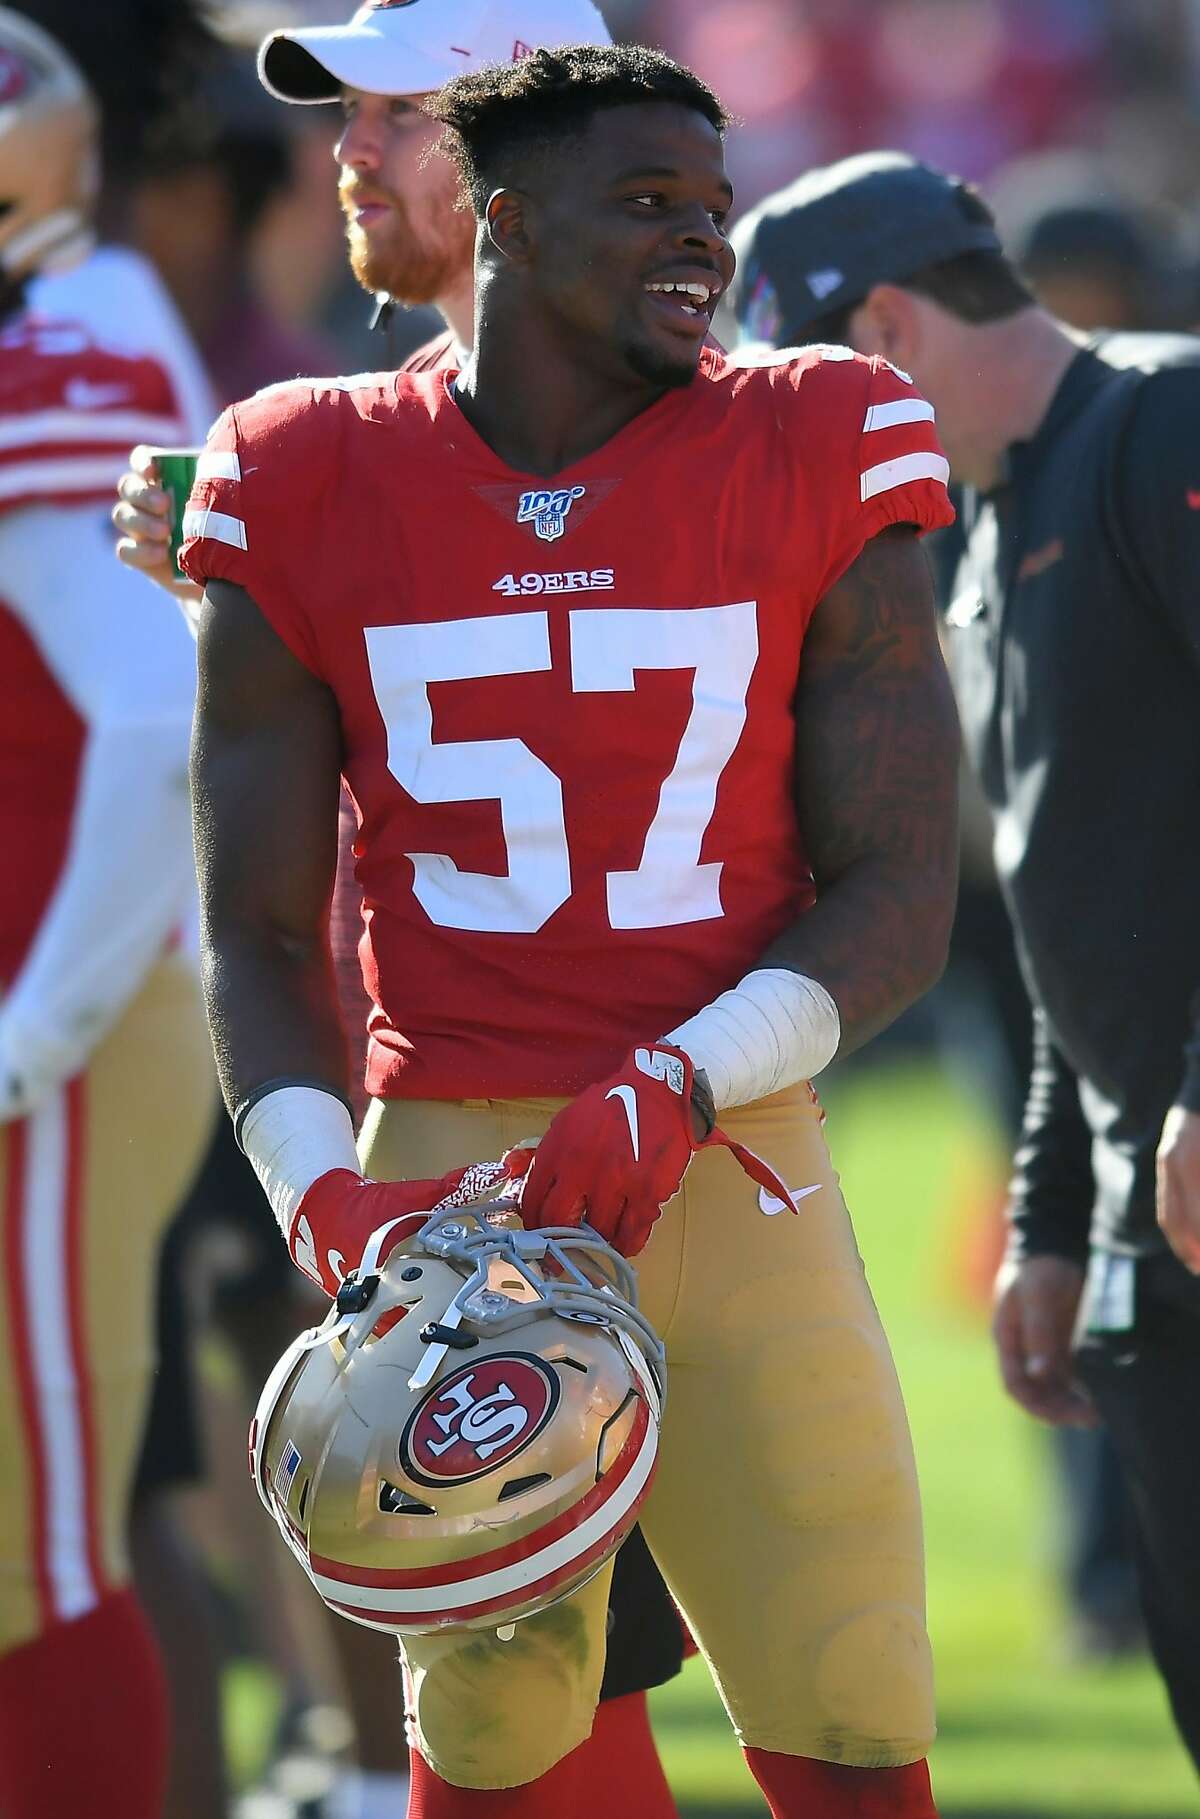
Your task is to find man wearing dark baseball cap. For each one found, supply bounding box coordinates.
[728,151,1003,358]
[733,149,1200,1771]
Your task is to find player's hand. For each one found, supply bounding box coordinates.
[1156,1105,1200,1273]
[112,447,202,604]
[289,1165,479,1297]
[991,1254,1096,1428]
[518,1044,706,1258]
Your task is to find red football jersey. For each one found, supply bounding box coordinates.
[181,345,953,1099]
[328,330,463,1107]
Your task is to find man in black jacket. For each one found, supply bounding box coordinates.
[728,150,1200,1765]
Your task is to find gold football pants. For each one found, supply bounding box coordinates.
[360,1083,935,1788]
[0,954,215,1652]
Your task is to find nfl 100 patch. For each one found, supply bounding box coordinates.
[517,486,586,544]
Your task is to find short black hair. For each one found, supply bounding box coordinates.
[5,0,218,183]
[429,43,729,216]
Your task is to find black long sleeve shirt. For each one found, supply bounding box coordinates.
[947,333,1200,1260]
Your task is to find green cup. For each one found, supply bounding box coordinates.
[140,446,202,580]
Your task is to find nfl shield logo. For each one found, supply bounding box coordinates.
[517,485,585,543]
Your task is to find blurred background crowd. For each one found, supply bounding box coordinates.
[27,2,1200,1815]
[159,0,1200,388]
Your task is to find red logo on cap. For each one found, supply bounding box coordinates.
[0,49,30,103]
[400,1354,559,1487]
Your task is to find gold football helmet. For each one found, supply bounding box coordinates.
[0,8,98,282]
[250,1178,665,1637]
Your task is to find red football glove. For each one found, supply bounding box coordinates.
[288,1165,475,1298]
[517,1043,796,1258]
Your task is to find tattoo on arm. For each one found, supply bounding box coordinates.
[764,526,961,1052]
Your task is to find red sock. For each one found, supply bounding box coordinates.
[408,1689,676,1818]
[745,1749,938,1818]
[587,1689,677,1818]
[0,1588,169,1818]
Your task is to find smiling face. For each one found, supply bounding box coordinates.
[509,100,735,389]
[335,86,475,304]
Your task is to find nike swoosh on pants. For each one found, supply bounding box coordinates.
[758,1184,822,1215]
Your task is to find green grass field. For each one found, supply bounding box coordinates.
[648,1062,1197,1818]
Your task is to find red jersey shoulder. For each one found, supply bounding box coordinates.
[703,341,891,425]
[0,312,185,515]
[711,343,950,532]
[178,368,448,632]
[218,366,445,474]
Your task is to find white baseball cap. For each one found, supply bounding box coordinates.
[259,0,612,105]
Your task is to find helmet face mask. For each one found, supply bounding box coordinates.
[251,1200,665,1638]
[0,9,99,285]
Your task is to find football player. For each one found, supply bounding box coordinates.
[181,43,960,1819]
[0,11,214,1817]
[115,7,691,1817]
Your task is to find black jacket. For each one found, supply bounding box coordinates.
[947,333,1200,1260]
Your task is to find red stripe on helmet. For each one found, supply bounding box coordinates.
[325,1463,655,1629]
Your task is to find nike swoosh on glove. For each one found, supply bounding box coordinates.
[517,1044,798,1258]
[287,1166,475,1298]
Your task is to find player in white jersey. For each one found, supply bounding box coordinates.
[0,9,214,1817]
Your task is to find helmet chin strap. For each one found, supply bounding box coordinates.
[407,1294,468,1393]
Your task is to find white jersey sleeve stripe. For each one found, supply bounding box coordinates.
[182,506,247,551]
[860,450,950,502]
[0,408,186,453]
[196,450,240,483]
[0,455,135,501]
[862,398,936,433]
[22,1087,101,1624]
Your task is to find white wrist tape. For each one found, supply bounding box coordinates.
[665,968,841,1111]
[238,1085,360,1239]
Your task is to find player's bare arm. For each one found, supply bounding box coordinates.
[192,578,493,1296]
[765,523,960,1051]
[191,578,349,1109]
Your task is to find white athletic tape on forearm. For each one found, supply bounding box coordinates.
[664,968,841,1111]
[239,1085,360,1239]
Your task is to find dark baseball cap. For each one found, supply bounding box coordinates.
[729,151,1003,347]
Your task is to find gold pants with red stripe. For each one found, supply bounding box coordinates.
[0,954,214,1651]
[359,1084,935,1789]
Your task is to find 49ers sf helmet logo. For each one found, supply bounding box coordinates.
[400,1354,559,1488]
